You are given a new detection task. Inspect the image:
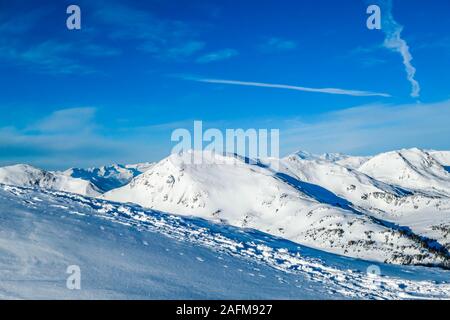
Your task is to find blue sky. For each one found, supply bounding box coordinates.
[0,0,449,169]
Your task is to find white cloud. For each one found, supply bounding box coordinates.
[2,100,450,169]
[189,78,391,97]
[196,49,238,64]
[28,107,97,133]
[0,9,120,75]
[260,37,298,52]
[97,3,204,61]
[0,107,168,169]
[280,100,450,155]
[380,0,420,98]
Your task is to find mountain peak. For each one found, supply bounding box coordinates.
[290,150,350,162]
[0,163,100,196]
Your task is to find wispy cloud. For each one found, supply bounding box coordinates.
[80,44,121,58]
[2,100,450,169]
[346,45,387,68]
[415,36,450,51]
[281,100,450,155]
[166,41,205,59]
[259,37,298,52]
[0,107,168,169]
[0,107,114,168]
[196,49,238,64]
[0,8,120,74]
[97,2,205,61]
[27,107,97,134]
[139,40,206,61]
[0,9,45,34]
[0,40,92,75]
[380,0,420,98]
[186,77,391,97]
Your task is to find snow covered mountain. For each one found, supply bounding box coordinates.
[292,150,371,169]
[293,150,349,162]
[103,151,449,267]
[278,154,408,207]
[2,148,450,269]
[123,162,155,173]
[429,150,450,172]
[63,162,154,192]
[0,164,100,196]
[359,148,450,196]
[2,184,449,299]
[276,152,450,255]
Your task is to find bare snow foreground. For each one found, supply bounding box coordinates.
[0,185,449,300]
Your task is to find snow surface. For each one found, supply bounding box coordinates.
[429,150,450,174]
[103,151,450,267]
[2,147,450,275]
[359,148,450,196]
[63,162,154,192]
[1,184,449,299]
[0,164,100,196]
[292,150,371,169]
[276,153,450,260]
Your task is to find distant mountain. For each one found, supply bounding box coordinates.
[0,164,100,196]
[292,150,371,169]
[123,162,155,173]
[359,148,450,196]
[279,151,450,253]
[103,151,449,266]
[63,162,154,192]
[429,150,450,173]
[3,148,450,267]
[279,153,409,208]
[293,150,347,162]
[335,156,372,170]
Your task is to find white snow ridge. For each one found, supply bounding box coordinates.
[0,164,100,196]
[1,148,450,299]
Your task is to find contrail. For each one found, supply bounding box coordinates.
[381,0,420,98]
[189,78,391,98]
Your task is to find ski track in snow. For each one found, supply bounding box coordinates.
[1,184,449,300]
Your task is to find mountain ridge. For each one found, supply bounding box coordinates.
[2,147,450,267]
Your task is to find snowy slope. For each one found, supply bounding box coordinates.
[1,184,449,299]
[103,151,449,266]
[293,151,348,162]
[336,156,372,170]
[359,148,450,196]
[276,153,450,253]
[292,150,370,169]
[275,153,449,219]
[3,148,450,270]
[278,154,408,208]
[430,150,450,174]
[63,162,154,192]
[0,164,100,196]
[124,162,155,173]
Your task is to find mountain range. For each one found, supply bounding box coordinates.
[1,148,450,268]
